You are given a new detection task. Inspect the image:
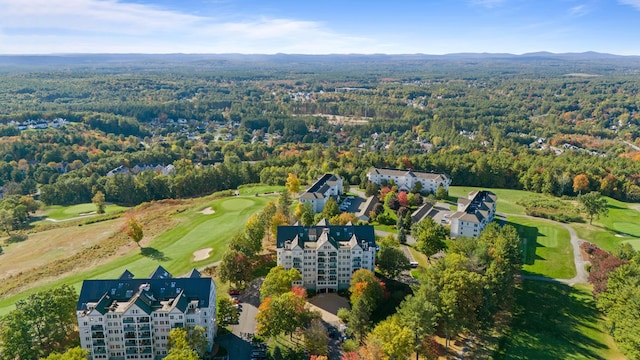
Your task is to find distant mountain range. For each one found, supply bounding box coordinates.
[0,52,638,67]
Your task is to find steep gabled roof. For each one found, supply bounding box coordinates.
[77,272,214,312]
[119,270,135,280]
[149,265,172,279]
[277,220,376,250]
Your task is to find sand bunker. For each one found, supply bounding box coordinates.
[193,248,212,261]
[200,207,215,215]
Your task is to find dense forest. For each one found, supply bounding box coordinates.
[0,54,638,215]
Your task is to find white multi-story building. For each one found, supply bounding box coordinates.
[449,190,497,238]
[299,174,343,213]
[276,220,376,292]
[367,168,451,193]
[76,266,216,360]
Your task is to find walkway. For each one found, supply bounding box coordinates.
[506,213,589,284]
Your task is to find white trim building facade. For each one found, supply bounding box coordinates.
[76,267,216,360]
[367,168,451,193]
[449,190,497,238]
[276,220,376,292]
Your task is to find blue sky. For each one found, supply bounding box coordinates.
[1,0,639,55]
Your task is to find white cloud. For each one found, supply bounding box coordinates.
[619,0,640,10]
[0,0,378,54]
[568,4,590,16]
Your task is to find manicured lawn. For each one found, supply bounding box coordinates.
[237,184,284,196]
[449,186,528,215]
[571,197,640,252]
[496,280,623,360]
[0,195,275,315]
[41,203,129,221]
[507,216,575,279]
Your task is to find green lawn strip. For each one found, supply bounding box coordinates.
[237,184,285,196]
[449,186,527,215]
[506,215,575,279]
[42,203,129,221]
[570,198,640,252]
[0,195,274,315]
[496,280,623,360]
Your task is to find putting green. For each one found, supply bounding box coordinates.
[613,222,640,237]
[221,198,254,211]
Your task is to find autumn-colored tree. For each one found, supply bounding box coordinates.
[125,215,143,248]
[92,190,106,214]
[218,250,253,289]
[573,173,590,194]
[332,212,357,225]
[260,266,302,301]
[271,212,289,240]
[398,191,409,207]
[286,173,301,194]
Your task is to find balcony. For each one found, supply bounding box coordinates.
[92,339,105,346]
[139,331,151,338]
[94,347,107,355]
[90,325,104,331]
[91,331,105,338]
[138,317,150,323]
[123,317,135,324]
[138,324,150,331]
[125,339,137,347]
[124,325,136,332]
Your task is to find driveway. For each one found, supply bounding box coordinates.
[215,278,263,360]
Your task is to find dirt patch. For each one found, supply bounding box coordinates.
[200,207,215,215]
[193,248,213,261]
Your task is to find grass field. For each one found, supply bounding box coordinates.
[572,197,640,252]
[507,216,576,279]
[238,184,284,196]
[0,193,275,315]
[39,203,129,221]
[496,280,623,360]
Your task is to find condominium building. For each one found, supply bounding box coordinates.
[299,174,344,213]
[449,190,497,238]
[276,220,376,292]
[367,168,451,193]
[76,266,216,360]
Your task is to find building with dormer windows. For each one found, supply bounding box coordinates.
[367,168,451,193]
[76,266,216,360]
[276,220,376,292]
[298,174,344,213]
[449,190,497,238]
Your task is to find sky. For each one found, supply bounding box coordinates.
[1,0,639,55]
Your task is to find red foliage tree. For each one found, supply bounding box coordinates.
[582,242,627,296]
[398,191,409,207]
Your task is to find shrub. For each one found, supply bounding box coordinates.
[7,233,28,243]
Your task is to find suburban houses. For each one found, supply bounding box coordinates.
[449,190,498,238]
[298,173,344,213]
[367,167,451,193]
[76,266,217,360]
[276,219,377,292]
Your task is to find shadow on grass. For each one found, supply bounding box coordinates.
[140,247,170,261]
[495,279,609,360]
[507,221,541,265]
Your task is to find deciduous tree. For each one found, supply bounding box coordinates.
[260,266,301,301]
[412,218,447,263]
[578,191,608,225]
[124,215,143,247]
[573,173,590,194]
[286,173,301,194]
[92,190,106,214]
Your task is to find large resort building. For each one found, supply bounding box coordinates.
[298,174,343,213]
[449,190,497,238]
[276,220,376,292]
[76,266,216,360]
[367,168,451,193]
